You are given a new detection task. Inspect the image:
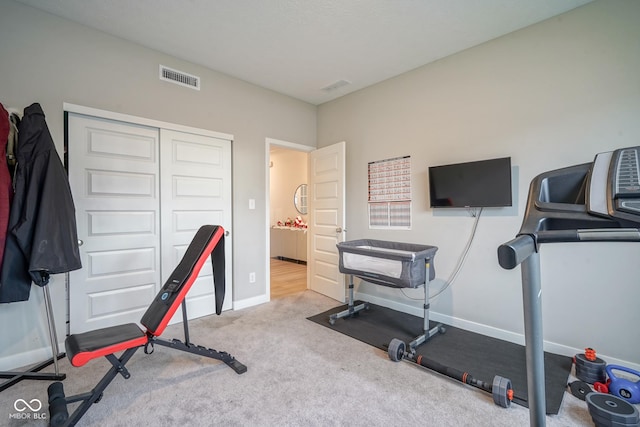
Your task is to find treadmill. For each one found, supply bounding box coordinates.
[498,146,640,427]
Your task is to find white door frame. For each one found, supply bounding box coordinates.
[264,137,314,301]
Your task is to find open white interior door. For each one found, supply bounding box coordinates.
[308,141,346,302]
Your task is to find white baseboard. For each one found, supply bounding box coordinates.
[233,294,269,311]
[355,291,640,372]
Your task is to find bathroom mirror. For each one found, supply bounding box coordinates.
[294,184,308,215]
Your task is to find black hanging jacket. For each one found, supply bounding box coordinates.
[0,103,81,303]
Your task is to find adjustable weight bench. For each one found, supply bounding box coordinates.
[47,225,246,427]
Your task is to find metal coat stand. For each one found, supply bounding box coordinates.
[0,285,65,392]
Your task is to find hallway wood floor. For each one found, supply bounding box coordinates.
[270,258,307,299]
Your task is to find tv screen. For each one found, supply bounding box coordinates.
[429,157,512,208]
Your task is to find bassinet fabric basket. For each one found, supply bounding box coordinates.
[337,239,438,288]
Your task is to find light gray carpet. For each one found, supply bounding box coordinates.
[2,290,593,426]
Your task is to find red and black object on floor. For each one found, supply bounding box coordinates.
[47,225,246,427]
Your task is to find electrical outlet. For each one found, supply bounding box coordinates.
[249,272,256,283]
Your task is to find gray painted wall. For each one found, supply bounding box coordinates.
[0,0,316,369]
[318,0,640,368]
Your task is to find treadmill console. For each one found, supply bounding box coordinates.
[612,148,640,210]
[589,146,640,221]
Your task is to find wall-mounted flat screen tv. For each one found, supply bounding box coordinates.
[429,157,512,208]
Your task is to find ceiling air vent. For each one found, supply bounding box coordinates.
[159,65,200,90]
[321,79,351,93]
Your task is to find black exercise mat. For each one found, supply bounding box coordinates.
[308,302,572,414]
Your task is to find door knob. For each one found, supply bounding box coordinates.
[225,230,230,237]
[336,227,346,233]
[77,239,84,246]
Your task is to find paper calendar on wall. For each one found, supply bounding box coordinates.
[368,156,411,228]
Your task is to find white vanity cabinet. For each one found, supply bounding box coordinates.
[270,227,307,262]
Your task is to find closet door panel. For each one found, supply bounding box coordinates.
[160,129,233,322]
[68,114,161,334]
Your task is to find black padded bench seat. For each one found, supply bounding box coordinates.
[65,324,147,368]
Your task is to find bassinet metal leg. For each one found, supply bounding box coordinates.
[329,274,369,325]
[408,260,444,352]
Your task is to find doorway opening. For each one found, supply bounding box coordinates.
[266,138,313,300]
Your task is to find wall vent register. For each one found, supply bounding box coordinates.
[159,65,201,90]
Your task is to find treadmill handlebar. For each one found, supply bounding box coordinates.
[533,227,640,245]
[497,235,536,270]
[498,228,640,270]
[575,228,640,241]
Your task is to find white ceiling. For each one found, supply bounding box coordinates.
[16,0,592,105]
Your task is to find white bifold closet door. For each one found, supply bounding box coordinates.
[67,113,232,334]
